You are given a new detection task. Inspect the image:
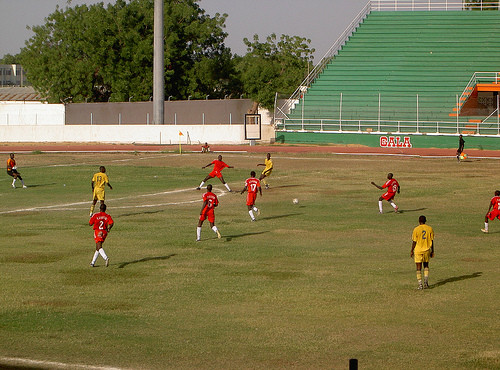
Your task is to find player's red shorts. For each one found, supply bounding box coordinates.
[93,230,108,243]
[246,192,257,206]
[486,209,500,221]
[200,208,215,223]
[208,170,223,179]
[382,192,395,201]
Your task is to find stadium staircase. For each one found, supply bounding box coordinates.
[286,10,500,132]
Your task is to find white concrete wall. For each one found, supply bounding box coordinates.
[0,102,65,125]
[0,102,275,144]
[0,124,247,144]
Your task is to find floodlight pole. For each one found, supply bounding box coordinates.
[153,0,164,125]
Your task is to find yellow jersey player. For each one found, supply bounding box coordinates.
[257,153,273,189]
[90,166,113,217]
[410,215,435,290]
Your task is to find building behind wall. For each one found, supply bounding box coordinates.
[0,64,29,87]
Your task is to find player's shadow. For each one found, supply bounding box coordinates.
[430,272,482,289]
[118,254,176,269]
[259,213,303,221]
[118,209,165,218]
[268,184,301,189]
[396,207,427,214]
[224,231,269,241]
[22,183,57,188]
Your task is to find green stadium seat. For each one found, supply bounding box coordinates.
[288,11,500,125]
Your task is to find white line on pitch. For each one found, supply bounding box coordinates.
[39,153,175,168]
[0,356,126,370]
[0,187,227,215]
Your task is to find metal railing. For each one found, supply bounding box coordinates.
[373,0,499,11]
[276,90,500,135]
[458,72,500,114]
[275,117,500,136]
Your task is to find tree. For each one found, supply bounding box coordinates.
[19,0,238,103]
[0,54,19,64]
[236,33,314,110]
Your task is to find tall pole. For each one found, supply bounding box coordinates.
[153,0,164,124]
[378,93,381,132]
[497,94,499,134]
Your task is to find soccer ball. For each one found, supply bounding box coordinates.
[460,153,468,160]
[292,198,299,204]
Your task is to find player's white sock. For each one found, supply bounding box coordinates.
[199,181,205,188]
[424,267,429,284]
[484,222,489,232]
[224,183,231,191]
[12,178,16,186]
[211,225,219,234]
[197,226,202,240]
[389,201,397,209]
[249,210,255,221]
[378,201,383,213]
[20,179,25,185]
[91,251,99,265]
[98,248,108,261]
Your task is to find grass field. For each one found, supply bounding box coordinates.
[0,150,498,369]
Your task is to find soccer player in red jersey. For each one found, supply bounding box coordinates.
[197,184,222,241]
[371,173,400,213]
[201,142,211,153]
[481,190,500,233]
[196,154,234,192]
[240,171,262,221]
[7,153,27,188]
[89,203,114,267]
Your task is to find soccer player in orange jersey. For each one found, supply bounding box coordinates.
[197,184,222,241]
[481,190,500,233]
[7,153,27,188]
[201,142,211,153]
[89,203,114,267]
[196,155,233,192]
[240,171,262,221]
[371,173,400,213]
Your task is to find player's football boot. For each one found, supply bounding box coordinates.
[22,185,27,188]
[481,228,488,233]
[394,206,399,213]
[105,258,110,267]
[423,282,429,289]
[417,283,423,290]
[216,230,221,239]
